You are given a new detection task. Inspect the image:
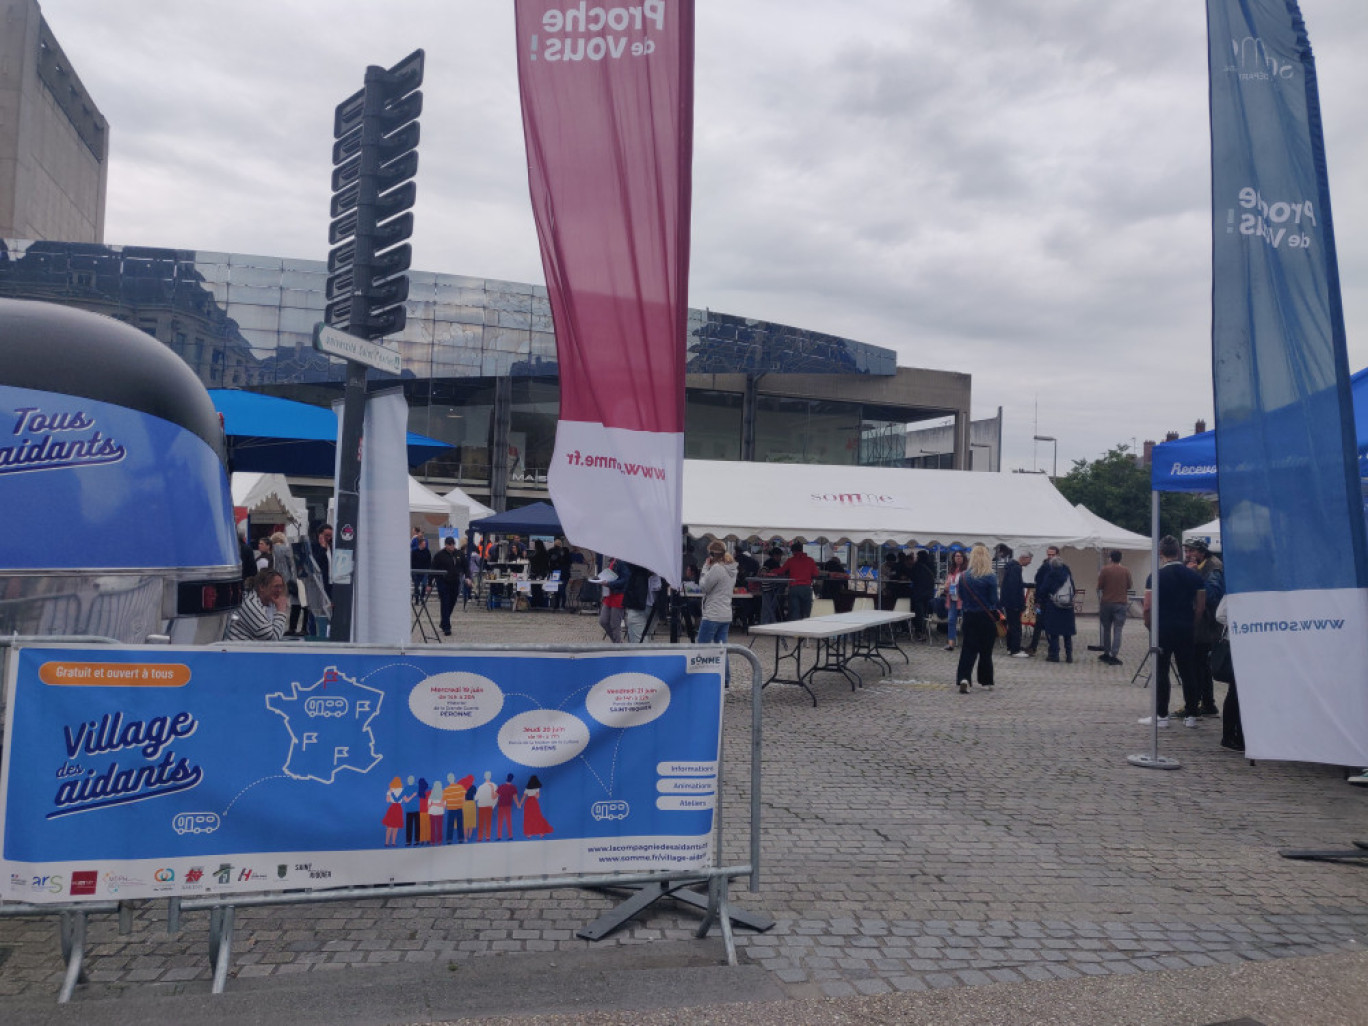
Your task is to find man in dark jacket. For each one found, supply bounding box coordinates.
[1142,535,1207,728]
[1179,538,1225,717]
[1023,544,1059,655]
[431,536,462,636]
[1002,549,1032,656]
[909,550,937,639]
[411,534,433,603]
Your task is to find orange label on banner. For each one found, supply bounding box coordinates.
[39,662,192,687]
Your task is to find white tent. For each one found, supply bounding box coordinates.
[1182,517,1221,552]
[681,460,1095,548]
[1072,504,1150,550]
[231,472,307,527]
[443,485,496,532]
[1064,504,1151,615]
[409,477,454,535]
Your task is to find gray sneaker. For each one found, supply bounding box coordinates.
[1138,715,1169,727]
[1184,716,1199,728]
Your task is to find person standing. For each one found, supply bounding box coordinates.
[1003,549,1032,657]
[1038,553,1077,663]
[758,547,787,625]
[270,531,305,637]
[1141,535,1207,728]
[474,772,498,842]
[237,524,257,580]
[1096,549,1133,665]
[311,524,333,598]
[1023,544,1059,656]
[431,536,462,637]
[595,558,627,642]
[410,534,433,604]
[622,560,653,643]
[940,550,968,651]
[696,541,737,675]
[1181,538,1224,717]
[780,541,820,621]
[955,544,1002,692]
[909,550,936,640]
[495,773,520,840]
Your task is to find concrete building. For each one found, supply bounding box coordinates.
[0,241,975,513]
[0,0,107,243]
[905,410,1003,472]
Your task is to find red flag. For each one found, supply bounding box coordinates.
[515,0,693,586]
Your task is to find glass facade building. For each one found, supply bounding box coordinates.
[0,239,962,505]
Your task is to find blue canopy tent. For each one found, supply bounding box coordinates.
[469,501,563,537]
[1151,366,1368,493]
[210,389,452,476]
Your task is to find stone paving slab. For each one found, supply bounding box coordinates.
[2,601,1366,1009]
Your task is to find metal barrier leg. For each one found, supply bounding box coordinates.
[57,910,86,1004]
[118,900,133,934]
[576,881,670,940]
[167,897,181,934]
[715,876,738,966]
[208,905,235,994]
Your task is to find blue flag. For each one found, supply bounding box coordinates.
[1207,0,1368,764]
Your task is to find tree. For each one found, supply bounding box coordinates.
[1053,445,1213,540]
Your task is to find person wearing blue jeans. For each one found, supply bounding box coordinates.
[696,540,737,682]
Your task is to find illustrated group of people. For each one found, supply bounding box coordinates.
[382,770,552,847]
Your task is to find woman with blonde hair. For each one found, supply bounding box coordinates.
[697,540,736,639]
[954,543,1002,693]
[696,540,737,681]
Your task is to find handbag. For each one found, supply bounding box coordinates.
[1210,631,1235,684]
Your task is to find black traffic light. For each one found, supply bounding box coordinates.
[326,49,423,340]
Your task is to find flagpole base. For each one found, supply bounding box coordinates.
[1127,753,1181,770]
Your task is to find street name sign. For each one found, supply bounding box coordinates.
[313,323,402,374]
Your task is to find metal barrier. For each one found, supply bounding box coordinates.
[0,639,768,1002]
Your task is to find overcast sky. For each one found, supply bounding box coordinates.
[35,0,1368,473]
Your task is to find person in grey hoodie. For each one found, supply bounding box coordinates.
[696,540,738,684]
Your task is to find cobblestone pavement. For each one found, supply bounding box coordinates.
[2,601,1367,1009]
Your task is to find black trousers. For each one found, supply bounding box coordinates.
[1004,608,1023,653]
[1155,637,1201,718]
[436,579,457,632]
[955,611,997,686]
[1192,640,1215,710]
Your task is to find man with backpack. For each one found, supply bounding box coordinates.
[1038,552,1077,663]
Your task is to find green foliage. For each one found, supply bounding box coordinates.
[1053,445,1213,540]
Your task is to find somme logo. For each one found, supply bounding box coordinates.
[1225,36,1295,83]
[810,491,896,507]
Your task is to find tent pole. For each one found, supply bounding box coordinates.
[1129,489,1180,770]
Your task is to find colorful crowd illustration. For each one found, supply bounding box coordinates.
[382,770,553,847]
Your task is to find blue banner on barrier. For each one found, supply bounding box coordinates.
[1,645,725,903]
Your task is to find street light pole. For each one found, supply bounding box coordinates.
[1033,435,1057,478]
